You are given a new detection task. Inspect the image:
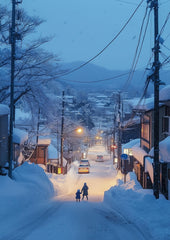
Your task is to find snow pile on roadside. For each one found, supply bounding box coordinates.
[47,160,80,195]
[0,162,54,221]
[104,172,170,240]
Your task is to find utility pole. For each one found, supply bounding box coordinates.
[153,0,160,199]
[8,0,16,178]
[117,91,122,170]
[8,0,22,178]
[60,91,65,170]
[35,108,40,164]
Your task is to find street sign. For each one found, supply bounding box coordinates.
[121,154,128,160]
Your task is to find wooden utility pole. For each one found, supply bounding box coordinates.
[8,0,16,178]
[35,108,40,164]
[9,0,22,178]
[153,0,160,199]
[60,91,65,169]
[117,92,122,170]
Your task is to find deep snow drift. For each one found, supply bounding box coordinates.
[0,146,170,240]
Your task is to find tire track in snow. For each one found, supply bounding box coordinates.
[0,201,63,240]
[95,205,152,240]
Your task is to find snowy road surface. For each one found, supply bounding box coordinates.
[0,145,149,240]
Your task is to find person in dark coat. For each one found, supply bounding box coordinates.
[81,182,89,200]
[75,189,81,202]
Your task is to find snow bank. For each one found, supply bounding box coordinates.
[47,160,80,195]
[0,162,54,222]
[104,172,170,240]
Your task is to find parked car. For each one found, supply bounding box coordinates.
[78,164,90,174]
[96,155,104,162]
[80,159,90,166]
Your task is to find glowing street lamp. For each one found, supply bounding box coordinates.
[60,126,83,173]
[76,127,83,134]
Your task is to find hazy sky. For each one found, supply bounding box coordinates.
[4,0,170,70]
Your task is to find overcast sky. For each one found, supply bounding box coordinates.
[4,0,170,70]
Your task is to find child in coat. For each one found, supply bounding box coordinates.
[75,189,81,202]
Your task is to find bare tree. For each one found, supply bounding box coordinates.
[0,4,62,108]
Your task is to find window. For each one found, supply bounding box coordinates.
[165,106,170,116]
[141,115,149,141]
[162,116,170,134]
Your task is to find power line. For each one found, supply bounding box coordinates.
[122,5,151,90]
[159,12,170,36]
[59,72,129,84]
[57,0,145,78]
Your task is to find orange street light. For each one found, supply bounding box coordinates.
[76,127,83,134]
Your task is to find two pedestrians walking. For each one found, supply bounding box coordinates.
[75,182,89,202]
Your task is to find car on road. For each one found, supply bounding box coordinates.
[96,155,104,162]
[78,164,90,174]
[80,159,90,166]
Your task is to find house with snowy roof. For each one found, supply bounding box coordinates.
[138,85,170,153]
[124,85,170,199]
[29,138,51,165]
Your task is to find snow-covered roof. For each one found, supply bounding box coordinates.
[149,136,170,163]
[0,104,9,116]
[13,128,28,144]
[132,144,148,165]
[48,144,58,159]
[160,84,170,102]
[38,138,51,145]
[122,138,148,165]
[122,116,140,128]
[132,97,154,111]
[128,85,170,112]
[122,138,140,150]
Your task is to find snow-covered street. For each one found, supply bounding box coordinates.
[0,145,170,240]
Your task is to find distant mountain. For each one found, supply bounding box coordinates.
[57,61,170,97]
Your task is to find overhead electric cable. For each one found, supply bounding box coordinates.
[161,54,170,66]
[122,76,151,129]
[57,0,145,77]
[58,72,129,83]
[162,43,170,51]
[122,5,151,90]
[159,12,170,36]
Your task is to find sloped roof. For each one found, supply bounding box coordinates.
[13,128,28,144]
[160,84,170,102]
[0,104,9,116]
